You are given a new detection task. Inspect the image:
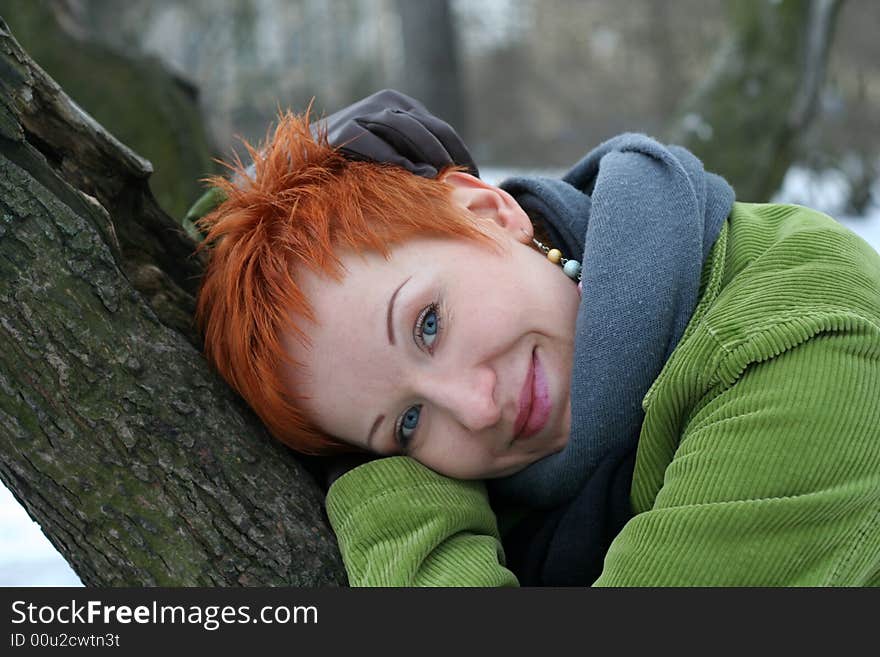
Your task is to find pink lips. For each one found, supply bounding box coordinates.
[513,348,552,441]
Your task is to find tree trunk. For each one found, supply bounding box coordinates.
[669,0,844,201]
[395,0,467,138]
[0,18,346,586]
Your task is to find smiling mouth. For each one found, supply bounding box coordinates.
[513,348,536,441]
[514,347,551,442]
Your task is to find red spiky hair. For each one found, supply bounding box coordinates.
[194,105,499,454]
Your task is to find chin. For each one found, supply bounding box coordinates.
[552,431,570,453]
[485,463,529,479]
[488,451,548,479]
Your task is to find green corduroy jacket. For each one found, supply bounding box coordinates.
[325,202,880,586]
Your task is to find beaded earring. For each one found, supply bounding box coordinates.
[532,237,582,282]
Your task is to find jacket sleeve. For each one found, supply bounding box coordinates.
[325,456,519,587]
[593,329,880,586]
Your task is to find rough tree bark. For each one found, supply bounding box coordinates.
[0,19,346,586]
[669,0,844,201]
[0,0,218,221]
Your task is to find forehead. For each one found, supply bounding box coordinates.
[300,248,390,309]
[296,233,476,312]
[285,247,390,363]
[280,244,407,422]
[283,229,503,353]
[280,235,484,432]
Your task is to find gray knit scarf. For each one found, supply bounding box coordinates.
[490,133,735,509]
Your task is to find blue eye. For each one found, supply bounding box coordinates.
[414,303,441,352]
[395,404,422,448]
[395,300,443,450]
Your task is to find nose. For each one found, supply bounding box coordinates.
[416,365,501,433]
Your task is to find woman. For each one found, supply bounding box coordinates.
[193,90,880,586]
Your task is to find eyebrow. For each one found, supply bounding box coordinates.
[386,276,411,346]
[367,276,412,448]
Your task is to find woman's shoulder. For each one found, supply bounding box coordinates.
[643,201,880,413]
[725,202,880,283]
[632,203,880,523]
[707,201,880,352]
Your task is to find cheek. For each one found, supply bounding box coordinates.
[420,432,504,480]
[419,435,476,476]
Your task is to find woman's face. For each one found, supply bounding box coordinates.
[282,173,580,479]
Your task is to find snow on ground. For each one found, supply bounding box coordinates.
[771,165,880,253]
[0,485,81,586]
[1,166,878,587]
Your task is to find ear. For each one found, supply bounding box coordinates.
[442,171,533,244]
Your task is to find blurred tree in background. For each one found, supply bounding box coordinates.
[0,0,217,219]
[9,0,871,210]
[396,0,467,137]
[670,0,844,203]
